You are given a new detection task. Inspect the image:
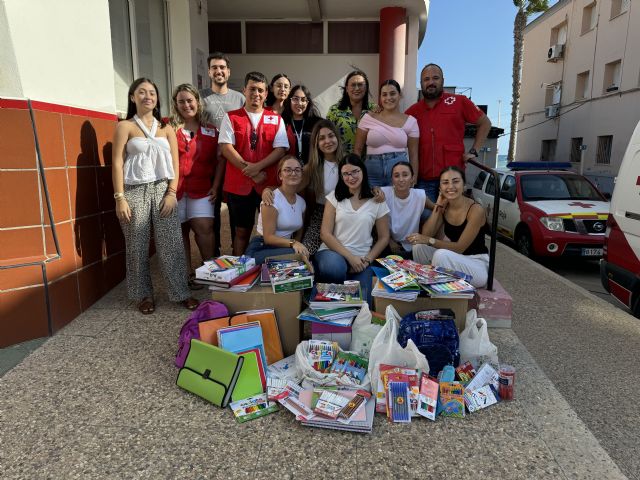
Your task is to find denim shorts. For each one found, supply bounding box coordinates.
[366,151,409,187]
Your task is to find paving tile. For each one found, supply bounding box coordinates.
[3,423,264,480]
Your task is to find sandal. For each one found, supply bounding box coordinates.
[137,297,155,315]
[181,297,199,311]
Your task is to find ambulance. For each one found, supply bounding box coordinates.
[600,121,640,318]
[471,162,609,258]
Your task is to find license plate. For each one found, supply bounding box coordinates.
[582,248,603,256]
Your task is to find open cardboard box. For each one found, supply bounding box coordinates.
[373,296,468,331]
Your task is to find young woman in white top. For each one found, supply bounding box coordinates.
[380,161,434,258]
[315,154,390,306]
[112,78,198,314]
[246,156,309,264]
[262,119,344,255]
[354,79,419,187]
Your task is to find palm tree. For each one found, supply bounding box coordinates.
[508,0,550,161]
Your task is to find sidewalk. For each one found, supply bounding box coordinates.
[0,248,629,480]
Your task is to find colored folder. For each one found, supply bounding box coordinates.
[231,310,284,364]
[231,351,265,402]
[217,322,267,368]
[176,339,244,408]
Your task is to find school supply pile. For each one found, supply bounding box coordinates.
[195,255,260,289]
[267,258,314,293]
[297,306,359,327]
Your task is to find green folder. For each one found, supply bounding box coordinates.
[176,339,244,408]
[231,351,264,403]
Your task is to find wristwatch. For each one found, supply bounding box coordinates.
[468,148,479,157]
[428,237,436,246]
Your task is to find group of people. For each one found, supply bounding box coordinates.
[112,51,493,314]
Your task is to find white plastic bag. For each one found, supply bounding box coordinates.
[368,305,430,394]
[350,304,383,358]
[459,309,499,367]
[294,341,370,389]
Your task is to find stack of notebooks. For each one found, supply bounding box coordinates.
[372,258,475,300]
[299,281,365,327]
[195,255,260,291]
[276,382,376,433]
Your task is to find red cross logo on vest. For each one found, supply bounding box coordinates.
[568,201,595,208]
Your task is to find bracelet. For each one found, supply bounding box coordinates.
[165,191,177,197]
[113,192,124,200]
[289,239,295,248]
[166,187,177,194]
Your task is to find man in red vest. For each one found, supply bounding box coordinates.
[219,71,289,255]
[406,63,491,216]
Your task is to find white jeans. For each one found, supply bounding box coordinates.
[412,244,489,288]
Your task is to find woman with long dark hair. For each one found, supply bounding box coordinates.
[326,70,376,155]
[409,166,489,288]
[112,78,198,314]
[265,73,291,115]
[314,154,390,306]
[281,84,321,165]
[354,79,419,187]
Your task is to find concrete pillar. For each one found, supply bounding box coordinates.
[378,7,406,93]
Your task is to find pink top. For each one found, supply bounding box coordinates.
[358,113,420,155]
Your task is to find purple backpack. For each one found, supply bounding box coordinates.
[176,300,228,368]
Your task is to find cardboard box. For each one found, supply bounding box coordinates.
[373,296,468,331]
[211,285,302,356]
[265,253,314,294]
[310,323,352,350]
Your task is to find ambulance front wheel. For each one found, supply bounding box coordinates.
[515,227,534,259]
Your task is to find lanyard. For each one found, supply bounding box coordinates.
[292,120,305,158]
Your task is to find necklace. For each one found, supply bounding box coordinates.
[292,119,305,158]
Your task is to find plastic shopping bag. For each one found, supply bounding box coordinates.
[295,341,370,389]
[459,309,499,367]
[350,304,384,358]
[368,305,430,395]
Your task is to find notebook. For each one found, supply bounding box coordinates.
[217,322,267,368]
[231,350,265,402]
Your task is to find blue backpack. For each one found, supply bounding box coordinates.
[397,309,460,376]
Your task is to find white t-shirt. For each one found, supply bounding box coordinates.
[218,109,289,148]
[381,186,426,251]
[316,160,340,204]
[318,191,390,257]
[257,188,306,238]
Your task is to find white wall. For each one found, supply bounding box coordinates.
[189,0,209,89]
[1,0,116,113]
[227,54,380,116]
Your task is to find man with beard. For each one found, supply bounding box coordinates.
[200,52,245,256]
[406,63,491,205]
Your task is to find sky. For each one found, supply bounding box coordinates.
[417,0,555,156]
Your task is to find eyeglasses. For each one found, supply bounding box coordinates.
[282,167,303,175]
[348,82,365,89]
[250,129,257,151]
[274,83,290,90]
[291,97,308,104]
[341,169,362,179]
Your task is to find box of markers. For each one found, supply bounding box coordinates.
[266,254,314,293]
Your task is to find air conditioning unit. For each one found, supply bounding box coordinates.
[545,105,560,118]
[547,43,565,61]
[606,84,619,92]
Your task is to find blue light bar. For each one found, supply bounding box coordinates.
[507,161,573,171]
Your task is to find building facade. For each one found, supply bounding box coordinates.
[0,0,428,346]
[516,0,639,194]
